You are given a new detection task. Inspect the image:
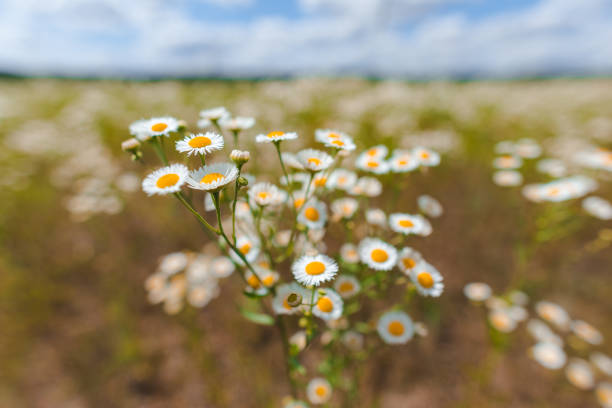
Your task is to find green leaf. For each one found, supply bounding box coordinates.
[239,309,275,325]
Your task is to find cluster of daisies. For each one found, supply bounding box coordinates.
[492,139,612,221]
[464,283,612,407]
[123,106,447,407]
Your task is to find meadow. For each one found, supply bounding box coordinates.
[0,78,611,407]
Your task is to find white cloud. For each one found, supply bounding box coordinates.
[0,0,610,77]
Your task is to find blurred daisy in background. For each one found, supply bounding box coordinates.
[334,275,360,298]
[199,107,229,122]
[389,213,424,235]
[340,243,360,264]
[595,382,612,408]
[410,262,444,297]
[298,199,328,229]
[256,130,298,143]
[530,342,567,370]
[365,208,387,227]
[377,310,414,345]
[565,359,595,390]
[292,254,338,287]
[359,238,398,271]
[313,289,344,321]
[493,170,523,187]
[142,164,188,196]
[306,378,332,405]
[418,195,443,218]
[397,247,423,275]
[248,182,283,207]
[328,169,357,191]
[219,116,255,132]
[582,196,612,220]
[571,320,603,345]
[331,197,358,220]
[488,308,517,333]
[536,301,571,331]
[413,147,440,167]
[493,154,523,169]
[297,149,333,172]
[463,282,492,302]
[362,145,388,160]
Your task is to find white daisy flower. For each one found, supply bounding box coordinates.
[396,247,423,275]
[352,177,382,197]
[273,283,308,315]
[508,290,529,306]
[200,107,229,121]
[389,213,424,235]
[328,169,357,191]
[414,215,433,236]
[297,149,333,172]
[176,132,224,156]
[210,256,235,278]
[342,330,364,351]
[339,243,360,263]
[596,382,612,408]
[230,235,260,264]
[530,342,567,370]
[583,196,612,220]
[565,359,595,390]
[535,301,571,331]
[537,158,567,178]
[186,162,238,192]
[333,275,360,298]
[219,116,255,132]
[297,199,328,229]
[463,282,492,302]
[281,152,305,171]
[330,197,358,220]
[365,208,387,227]
[571,320,603,345]
[377,310,414,345]
[248,182,282,207]
[306,377,332,405]
[362,145,388,160]
[526,319,563,345]
[515,138,542,159]
[493,154,523,169]
[358,238,398,271]
[158,251,189,275]
[132,116,180,139]
[313,289,343,321]
[315,129,349,144]
[493,170,523,187]
[413,147,440,167]
[245,268,278,295]
[292,254,338,287]
[418,195,443,218]
[591,353,612,377]
[255,130,298,143]
[410,261,444,297]
[389,154,418,173]
[142,164,189,196]
[488,308,517,332]
[322,135,356,151]
[355,154,390,174]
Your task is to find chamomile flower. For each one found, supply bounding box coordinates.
[527,319,563,345]
[365,208,387,227]
[245,269,278,295]
[413,147,440,167]
[591,353,612,376]
[515,138,542,159]
[200,107,229,122]
[530,342,567,370]
[488,309,517,332]
[334,275,360,298]
[389,213,423,235]
[292,254,338,287]
[571,320,603,345]
[353,177,383,197]
[493,154,523,169]
[536,301,571,331]
[313,289,343,321]
[273,283,308,315]
[219,116,255,132]
[134,116,179,139]
[396,247,423,274]
[315,129,349,144]
[158,251,189,275]
[231,235,260,264]
[340,243,360,263]
[176,132,224,156]
[493,170,523,187]
[142,164,189,196]
[463,282,492,302]
[565,359,595,390]
[328,169,357,191]
[410,261,444,297]
[418,195,443,218]
[537,158,567,178]
[355,154,390,174]
[330,198,358,220]
[281,152,305,171]
[389,153,418,173]
[358,238,397,271]
[583,196,612,220]
[188,284,219,308]
[596,382,612,408]
[186,163,238,192]
[210,256,235,278]
[297,199,328,229]
[306,378,332,405]
[297,149,333,172]
[377,310,414,344]
[256,130,298,143]
[362,145,388,160]
[322,134,356,151]
[342,330,364,351]
[248,182,282,207]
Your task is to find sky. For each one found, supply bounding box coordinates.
[0,0,611,78]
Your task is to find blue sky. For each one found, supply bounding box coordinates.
[0,0,610,78]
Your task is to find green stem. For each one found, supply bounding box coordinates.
[173,192,219,235]
[274,142,296,205]
[150,136,168,165]
[200,154,206,167]
[231,169,242,244]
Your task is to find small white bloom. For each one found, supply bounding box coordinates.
[306,377,332,405]
[418,195,443,218]
[410,261,444,297]
[313,288,343,321]
[358,238,398,271]
[339,243,360,263]
[493,170,523,187]
[565,359,595,390]
[463,282,492,302]
[571,320,603,345]
[413,147,440,167]
[377,310,414,344]
[362,145,388,160]
[200,107,229,121]
[365,208,386,227]
[333,275,361,298]
[255,130,298,143]
[389,213,424,235]
[297,199,328,229]
[331,197,358,220]
[355,154,390,174]
[583,196,612,220]
[530,342,567,370]
[273,282,309,315]
[396,247,423,275]
[219,116,255,131]
[248,182,283,207]
[176,132,224,156]
[186,163,238,192]
[297,148,333,172]
[493,155,522,169]
[352,177,383,197]
[292,254,338,287]
[535,301,571,331]
[142,164,189,196]
[328,169,357,191]
[488,308,517,333]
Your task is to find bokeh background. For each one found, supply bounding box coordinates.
[1,1,611,407]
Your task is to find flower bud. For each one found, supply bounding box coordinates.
[121,138,140,152]
[287,293,302,307]
[237,176,249,187]
[231,149,250,165]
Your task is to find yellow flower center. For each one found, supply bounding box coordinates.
[308,157,322,166]
[417,272,434,288]
[367,148,378,156]
[151,122,168,132]
[315,385,327,397]
[239,243,251,254]
[338,176,347,184]
[420,151,430,159]
[257,191,269,200]
[331,140,345,146]
[398,159,408,165]
[339,281,354,293]
[304,207,320,221]
[317,297,333,313]
[247,275,260,289]
[314,176,327,187]
[267,131,285,138]
[200,172,225,184]
[283,298,292,310]
[402,257,416,269]
[492,314,509,329]
[388,321,405,336]
[367,161,379,168]
[399,219,414,228]
[294,198,305,209]
[156,173,180,188]
[188,136,212,148]
[597,388,610,403]
[371,249,388,263]
[305,261,325,275]
[328,132,340,139]
[262,275,275,286]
